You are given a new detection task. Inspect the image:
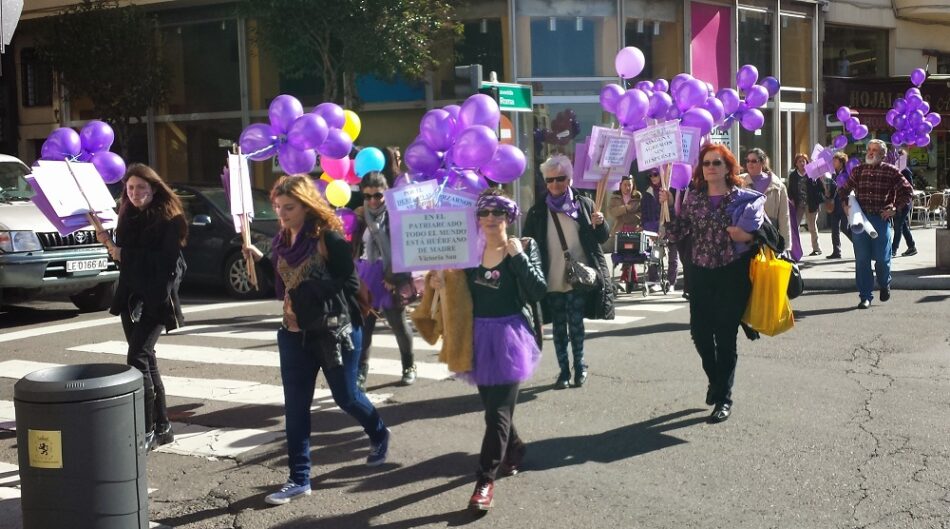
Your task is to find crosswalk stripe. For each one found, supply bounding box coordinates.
[176,327,442,352]
[0,461,17,487]
[614,304,684,313]
[0,400,14,431]
[155,421,282,459]
[66,341,451,380]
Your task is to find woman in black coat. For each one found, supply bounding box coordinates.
[96,163,187,452]
[522,154,614,390]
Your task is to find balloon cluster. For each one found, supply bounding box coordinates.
[886,67,942,148]
[832,106,869,150]
[403,93,526,191]
[536,109,581,146]
[40,121,126,184]
[719,65,780,133]
[239,94,362,175]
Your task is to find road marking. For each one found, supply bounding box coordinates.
[614,304,684,313]
[155,421,282,459]
[0,400,14,431]
[67,341,451,380]
[185,327,442,352]
[0,301,273,344]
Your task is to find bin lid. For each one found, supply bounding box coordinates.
[14,363,143,403]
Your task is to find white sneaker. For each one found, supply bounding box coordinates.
[265,481,311,505]
[667,285,676,294]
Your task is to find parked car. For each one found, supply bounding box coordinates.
[172,184,278,299]
[0,154,118,311]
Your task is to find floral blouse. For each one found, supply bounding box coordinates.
[666,188,762,269]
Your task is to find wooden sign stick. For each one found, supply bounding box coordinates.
[659,163,672,225]
[63,157,107,237]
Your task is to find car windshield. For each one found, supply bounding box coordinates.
[0,161,34,201]
[201,188,278,220]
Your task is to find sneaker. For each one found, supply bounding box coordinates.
[468,478,494,511]
[573,365,589,388]
[554,371,571,390]
[366,428,391,467]
[826,253,842,259]
[880,287,891,302]
[667,284,676,295]
[400,365,417,386]
[154,422,174,447]
[265,481,311,505]
[901,247,918,257]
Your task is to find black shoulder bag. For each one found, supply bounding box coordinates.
[550,210,598,291]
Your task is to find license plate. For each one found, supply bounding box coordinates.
[66,258,109,273]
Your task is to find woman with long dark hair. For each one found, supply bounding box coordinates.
[96,163,187,451]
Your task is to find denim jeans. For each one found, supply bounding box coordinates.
[892,206,915,253]
[852,214,893,302]
[277,325,387,487]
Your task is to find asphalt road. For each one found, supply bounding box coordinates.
[1,285,948,529]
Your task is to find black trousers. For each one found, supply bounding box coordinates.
[121,311,168,431]
[687,254,753,406]
[476,383,523,481]
[360,307,415,370]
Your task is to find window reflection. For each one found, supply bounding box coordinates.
[738,8,773,76]
[822,25,888,78]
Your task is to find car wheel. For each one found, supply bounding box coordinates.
[223,251,271,300]
[70,282,116,312]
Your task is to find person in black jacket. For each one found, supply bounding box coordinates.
[243,175,389,506]
[96,163,187,452]
[892,150,917,257]
[522,154,613,390]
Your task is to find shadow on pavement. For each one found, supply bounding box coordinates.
[793,306,857,320]
[592,322,691,339]
[916,294,950,303]
[0,305,82,329]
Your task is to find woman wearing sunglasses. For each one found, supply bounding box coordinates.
[606,174,642,293]
[522,154,612,390]
[660,144,765,424]
[739,148,791,249]
[352,171,417,390]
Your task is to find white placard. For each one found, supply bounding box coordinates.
[437,188,478,208]
[600,136,633,168]
[633,121,683,170]
[390,208,480,272]
[228,153,254,233]
[31,161,116,216]
[385,180,439,211]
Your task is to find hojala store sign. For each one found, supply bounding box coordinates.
[824,77,950,129]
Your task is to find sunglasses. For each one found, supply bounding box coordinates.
[362,192,384,200]
[477,209,508,218]
[745,158,761,164]
[544,175,568,184]
[702,160,725,167]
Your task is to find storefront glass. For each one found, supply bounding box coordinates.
[622,0,685,81]
[738,5,774,77]
[515,0,619,78]
[822,25,888,78]
[153,118,243,185]
[160,19,242,114]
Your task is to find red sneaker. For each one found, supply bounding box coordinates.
[468,479,494,511]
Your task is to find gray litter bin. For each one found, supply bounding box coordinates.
[14,363,148,529]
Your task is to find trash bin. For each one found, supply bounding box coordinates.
[14,363,148,529]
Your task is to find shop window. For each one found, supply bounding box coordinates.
[623,0,685,82]
[780,12,813,88]
[823,25,888,78]
[161,19,242,114]
[738,7,774,77]
[515,0,619,78]
[20,48,53,107]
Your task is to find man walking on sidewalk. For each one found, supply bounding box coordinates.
[891,149,918,257]
[838,140,913,309]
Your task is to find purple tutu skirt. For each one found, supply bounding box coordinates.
[459,314,541,386]
[356,259,394,311]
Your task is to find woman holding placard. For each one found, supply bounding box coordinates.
[95,163,187,452]
[523,154,612,390]
[641,169,680,293]
[606,174,641,292]
[660,144,765,424]
[740,148,791,248]
[242,175,390,506]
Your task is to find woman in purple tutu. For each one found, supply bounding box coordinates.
[430,188,546,512]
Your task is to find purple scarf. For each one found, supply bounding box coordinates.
[271,219,319,298]
[545,189,580,219]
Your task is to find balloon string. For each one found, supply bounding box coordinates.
[242,144,278,159]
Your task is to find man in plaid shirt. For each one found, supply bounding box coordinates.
[838,139,913,309]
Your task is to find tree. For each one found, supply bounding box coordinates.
[35,0,169,158]
[240,0,457,106]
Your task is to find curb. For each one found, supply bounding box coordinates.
[803,275,950,291]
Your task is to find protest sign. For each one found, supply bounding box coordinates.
[31,161,116,217]
[385,179,439,212]
[228,153,254,232]
[678,125,702,166]
[633,121,682,170]
[390,207,480,272]
[437,188,478,209]
[600,135,633,168]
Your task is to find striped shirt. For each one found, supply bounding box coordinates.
[837,162,913,216]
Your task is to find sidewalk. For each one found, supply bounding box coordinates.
[797,224,950,290]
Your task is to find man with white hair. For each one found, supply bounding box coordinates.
[837,139,913,309]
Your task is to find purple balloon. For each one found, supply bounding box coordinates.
[745,85,770,109]
[905,93,923,111]
[616,89,650,125]
[916,133,931,147]
[736,64,759,91]
[335,207,358,237]
[836,106,852,123]
[443,104,461,122]
[666,106,682,120]
[39,140,61,161]
[924,112,941,127]
[80,120,115,153]
[833,135,849,149]
[669,73,693,96]
[717,88,741,115]
[479,144,526,184]
[634,80,654,92]
[653,79,669,93]
[894,98,907,114]
[740,109,765,131]
[615,46,645,79]
[845,117,861,133]
[846,158,861,174]
[420,109,457,152]
[447,168,489,193]
[240,123,279,161]
[919,101,930,114]
[454,125,498,168]
[458,94,500,131]
[268,95,304,135]
[314,177,329,195]
[916,122,933,135]
[852,124,869,140]
[90,151,126,184]
[312,102,346,129]
[404,141,443,175]
[277,144,316,174]
[317,128,353,159]
[703,96,725,123]
[648,92,673,119]
[721,116,736,130]
[680,108,714,136]
[76,149,94,163]
[885,109,899,126]
[287,113,329,151]
[761,76,781,97]
[45,127,82,158]
[905,87,921,100]
[600,84,625,114]
[907,109,924,126]
[910,68,927,87]
[675,79,708,111]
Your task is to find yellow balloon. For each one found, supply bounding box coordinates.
[320,173,334,183]
[325,179,352,208]
[342,110,361,141]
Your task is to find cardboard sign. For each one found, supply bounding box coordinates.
[804,158,832,181]
[385,180,439,212]
[228,153,254,233]
[600,135,633,168]
[389,207,480,272]
[678,125,702,166]
[633,121,683,170]
[31,161,116,216]
[437,188,478,209]
[580,127,633,183]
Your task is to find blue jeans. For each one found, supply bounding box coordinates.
[277,326,386,487]
[892,206,915,253]
[852,214,893,302]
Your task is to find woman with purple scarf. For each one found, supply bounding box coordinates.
[739,148,791,248]
[429,188,546,512]
[523,154,612,390]
[661,144,765,424]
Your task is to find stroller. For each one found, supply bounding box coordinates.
[611,230,669,297]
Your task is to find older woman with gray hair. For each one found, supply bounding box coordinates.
[522,154,613,390]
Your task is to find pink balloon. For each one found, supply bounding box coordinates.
[479,144,526,184]
[321,156,350,179]
[454,125,498,168]
[90,151,126,184]
[268,95,304,135]
[600,84,625,114]
[615,46,645,79]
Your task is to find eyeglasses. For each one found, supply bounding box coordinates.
[362,192,384,200]
[702,160,725,167]
[544,175,568,184]
[477,209,508,218]
[745,158,761,164]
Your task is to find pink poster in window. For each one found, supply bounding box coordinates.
[690,3,732,93]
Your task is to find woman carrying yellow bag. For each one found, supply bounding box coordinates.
[742,247,795,337]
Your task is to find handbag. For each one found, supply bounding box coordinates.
[784,258,804,300]
[388,272,420,307]
[742,247,795,336]
[550,210,598,292]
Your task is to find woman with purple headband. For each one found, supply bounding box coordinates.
[429,188,546,512]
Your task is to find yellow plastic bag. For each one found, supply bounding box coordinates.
[742,247,795,336]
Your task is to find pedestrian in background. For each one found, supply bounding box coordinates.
[641,169,680,293]
[824,152,852,259]
[789,153,823,255]
[606,174,641,292]
[352,171,417,390]
[740,148,791,249]
[892,149,918,257]
[661,144,765,423]
[381,146,403,188]
[523,154,613,390]
[243,175,390,506]
[96,163,187,452]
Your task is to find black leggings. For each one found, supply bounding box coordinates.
[121,311,168,431]
[476,383,523,481]
[687,254,753,405]
[360,307,415,370]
